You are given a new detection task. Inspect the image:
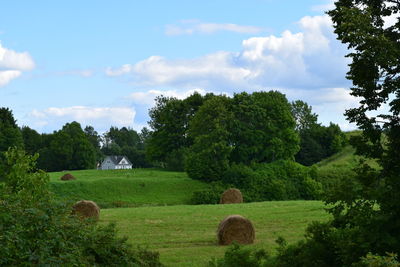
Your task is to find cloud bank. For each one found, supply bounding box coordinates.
[107,15,349,91]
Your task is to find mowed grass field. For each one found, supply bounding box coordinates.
[48,169,208,208]
[47,168,333,266]
[101,201,330,267]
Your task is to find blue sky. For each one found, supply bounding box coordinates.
[1,0,358,133]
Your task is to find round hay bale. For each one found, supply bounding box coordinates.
[217,215,255,245]
[60,173,76,181]
[72,200,100,219]
[219,188,243,204]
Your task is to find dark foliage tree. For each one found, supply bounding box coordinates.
[138,127,151,150]
[291,101,346,166]
[21,126,42,155]
[0,108,24,180]
[291,100,318,132]
[0,107,23,152]
[185,91,300,181]
[37,122,96,171]
[84,125,103,163]
[185,95,233,181]
[230,91,299,165]
[147,92,208,170]
[323,0,400,262]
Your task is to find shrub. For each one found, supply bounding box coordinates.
[357,253,400,267]
[223,161,322,202]
[191,181,227,204]
[208,243,270,267]
[0,148,163,266]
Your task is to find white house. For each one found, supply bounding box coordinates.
[99,155,132,170]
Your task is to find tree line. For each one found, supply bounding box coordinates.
[0,91,345,174]
[0,107,151,172]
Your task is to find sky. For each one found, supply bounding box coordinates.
[0,0,360,133]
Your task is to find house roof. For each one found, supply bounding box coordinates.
[105,155,132,165]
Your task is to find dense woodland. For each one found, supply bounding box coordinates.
[0,90,346,178]
[0,109,152,172]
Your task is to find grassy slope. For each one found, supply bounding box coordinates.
[101,201,330,267]
[48,169,208,208]
[316,130,378,170]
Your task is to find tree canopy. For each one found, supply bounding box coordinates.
[184,91,300,181]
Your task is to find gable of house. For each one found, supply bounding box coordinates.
[100,155,132,170]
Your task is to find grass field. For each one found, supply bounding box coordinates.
[45,154,349,266]
[101,200,330,266]
[48,169,208,208]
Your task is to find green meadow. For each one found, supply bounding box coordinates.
[101,201,330,267]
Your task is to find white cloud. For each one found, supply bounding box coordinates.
[106,64,132,76]
[165,20,264,36]
[0,70,21,87]
[28,106,136,133]
[0,42,35,87]
[107,15,348,91]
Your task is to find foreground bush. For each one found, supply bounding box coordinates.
[0,148,162,266]
[211,239,400,267]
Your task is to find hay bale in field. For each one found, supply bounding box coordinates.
[60,173,76,181]
[219,188,243,204]
[72,200,100,220]
[217,215,255,245]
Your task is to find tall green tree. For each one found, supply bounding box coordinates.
[325,0,400,261]
[185,91,300,181]
[185,95,233,181]
[37,122,96,171]
[230,91,300,164]
[0,108,23,152]
[291,100,318,132]
[147,92,208,170]
[0,108,24,180]
[21,126,42,155]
